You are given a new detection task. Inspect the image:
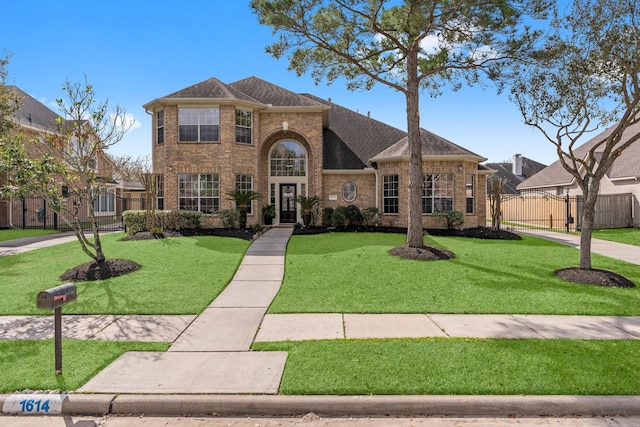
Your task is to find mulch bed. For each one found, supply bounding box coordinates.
[389,244,455,261]
[555,267,636,288]
[60,259,141,282]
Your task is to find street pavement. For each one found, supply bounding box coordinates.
[1,227,639,419]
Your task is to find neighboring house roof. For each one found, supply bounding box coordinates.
[518,121,640,190]
[10,86,60,133]
[302,93,408,170]
[485,155,546,194]
[371,128,486,162]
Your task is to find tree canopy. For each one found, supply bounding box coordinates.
[252,0,549,247]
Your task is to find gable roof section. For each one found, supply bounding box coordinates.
[518,121,640,190]
[371,128,485,162]
[11,86,60,133]
[230,77,326,108]
[301,93,407,169]
[485,156,547,194]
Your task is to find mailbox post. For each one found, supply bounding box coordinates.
[37,283,77,374]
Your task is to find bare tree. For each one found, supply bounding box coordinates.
[113,155,160,234]
[510,0,640,269]
[487,176,508,231]
[0,77,133,264]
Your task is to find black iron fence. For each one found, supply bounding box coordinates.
[5,196,148,231]
[487,191,633,232]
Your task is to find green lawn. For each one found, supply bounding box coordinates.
[592,228,640,246]
[0,233,250,315]
[0,339,168,393]
[270,232,640,315]
[253,338,640,395]
[0,229,59,243]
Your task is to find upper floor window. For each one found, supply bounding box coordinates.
[270,141,306,177]
[423,173,454,214]
[156,111,164,144]
[179,108,219,142]
[235,109,252,144]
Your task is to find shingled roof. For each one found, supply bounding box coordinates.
[10,86,60,133]
[151,77,260,105]
[518,121,640,190]
[302,93,408,169]
[485,156,547,194]
[230,77,326,108]
[371,128,485,162]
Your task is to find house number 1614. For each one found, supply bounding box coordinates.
[19,398,51,413]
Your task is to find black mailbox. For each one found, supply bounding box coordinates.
[37,283,77,310]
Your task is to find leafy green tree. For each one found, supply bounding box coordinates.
[0,77,132,264]
[251,0,548,248]
[510,0,640,269]
[0,54,17,136]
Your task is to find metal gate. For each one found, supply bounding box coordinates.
[5,196,146,231]
[488,191,634,232]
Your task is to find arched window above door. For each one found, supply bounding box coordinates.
[270,141,307,177]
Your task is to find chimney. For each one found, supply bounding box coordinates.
[513,154,523,176]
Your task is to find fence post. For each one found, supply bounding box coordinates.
[565,193,570,233]
[22,199,26,229]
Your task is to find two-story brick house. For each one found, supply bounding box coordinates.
[144,76,490,228]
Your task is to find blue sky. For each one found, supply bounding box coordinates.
[2,0,555,165]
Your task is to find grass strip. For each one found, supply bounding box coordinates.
[271,233,640,315]
[253,338,640,395]
[0,233,250,315]
[0,339,168,393]
[0,229,59,243]
[592,228,640,247]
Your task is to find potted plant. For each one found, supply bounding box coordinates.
[294,195,321,227]
[262,204,276,225]
[226,190,261,229]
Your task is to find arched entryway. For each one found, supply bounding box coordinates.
[268,140,308,224]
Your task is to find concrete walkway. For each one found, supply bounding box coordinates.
[78,227,293,394]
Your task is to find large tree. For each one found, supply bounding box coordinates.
[0,77,132,265]
[510,0,640,270]
[251,0,548,248]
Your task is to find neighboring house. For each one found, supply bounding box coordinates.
[0,87,127,229]
[485,154,547,194]
[517,122,640,227]
[144,76,491,228]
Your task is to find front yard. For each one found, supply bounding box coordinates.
[1,230,639,394]
[271,232,640,315]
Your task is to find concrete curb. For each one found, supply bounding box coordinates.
[4,394,639,417]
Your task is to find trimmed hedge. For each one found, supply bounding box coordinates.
[123,210,205,234]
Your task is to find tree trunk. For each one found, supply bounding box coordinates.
[405,50,424,248]
[579,187,599,270]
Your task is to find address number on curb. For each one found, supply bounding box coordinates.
[2,394,66,414]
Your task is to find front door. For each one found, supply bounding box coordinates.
[279,184,297,223]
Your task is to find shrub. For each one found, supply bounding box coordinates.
[123,210,205,233]
[433,210,464,230]
[362,207,381,226]
[331,206,349,227]
[218,209,240,229]
[322,207,334,227]
[345,205,363,226]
